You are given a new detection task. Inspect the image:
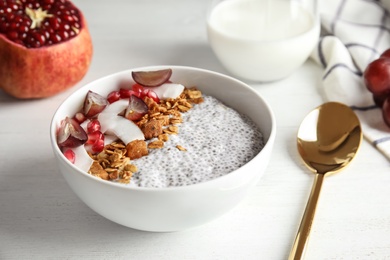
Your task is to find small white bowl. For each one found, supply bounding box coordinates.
[50,66,276,232]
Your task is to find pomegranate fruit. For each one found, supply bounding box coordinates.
[0,0,93,99]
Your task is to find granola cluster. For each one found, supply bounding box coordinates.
[88,87,204,184]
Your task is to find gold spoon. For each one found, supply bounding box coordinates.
[289,102,362,260]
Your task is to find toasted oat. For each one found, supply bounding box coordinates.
[169,116,182,125]
[108,170,119,180]
[88,140,139,184]
[124,164,138,173]
[148,140,164,149]
[89,161,109,180]
[176,145,187,151]
[158,133,169,142]
[163,125,178,135]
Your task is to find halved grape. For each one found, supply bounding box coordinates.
[132,69,172,87]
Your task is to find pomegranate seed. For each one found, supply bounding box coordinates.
[87,119,101,133]
[131,83,145,94]
[48,17,60,30]
[58,30,69,40]
[86,131,104,145]
[9,22,18,30]
[119,88,137,99]
[107,91,121,103]
[18,25,28,33]
[73,112,86,124]
[7,31,18,40]
[85,131,105,154]
[50,33,61,43]
[145,89,160,103]
[91,138,105,154]
[63,149,75,164]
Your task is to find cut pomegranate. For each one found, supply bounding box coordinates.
[63,148,75,164]
[124,95,149,121]
[107,90,121,103]
[83,90,108,118]
[132,69,172,87]
[87,119,101,133]
[0,0,93,99]
[0,0,83,48]
[57,117,88,148]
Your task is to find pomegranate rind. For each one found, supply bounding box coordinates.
[0,14,93,99]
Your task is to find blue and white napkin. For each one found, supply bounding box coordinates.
[311,0,390,159]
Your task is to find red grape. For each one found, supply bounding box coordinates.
[380,49,390,59]
[363,58,390,97]
[382,96,390,127]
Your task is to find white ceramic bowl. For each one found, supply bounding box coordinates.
[50,66,276,232]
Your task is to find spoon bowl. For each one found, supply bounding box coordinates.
[289,102,362,259]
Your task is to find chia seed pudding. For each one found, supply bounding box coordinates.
[130,95,264,188]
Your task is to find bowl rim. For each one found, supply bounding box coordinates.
[50,65,276,192]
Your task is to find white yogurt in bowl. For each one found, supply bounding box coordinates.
[207,0,320,82]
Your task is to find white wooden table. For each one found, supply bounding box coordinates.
[1,0,390,259]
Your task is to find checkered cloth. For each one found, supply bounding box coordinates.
[311,0,390,159]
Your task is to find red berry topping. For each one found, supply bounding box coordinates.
[119,88,137,99]
[107,90,121,103]
[132,84,145,96]
[85,131,104,154]
[86,131,103,145]
[63,148,75,164]
[91,138,104,153]
[144,89,160,103]
[87,119,101,133]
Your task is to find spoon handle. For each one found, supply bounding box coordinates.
[288,173,325,260]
